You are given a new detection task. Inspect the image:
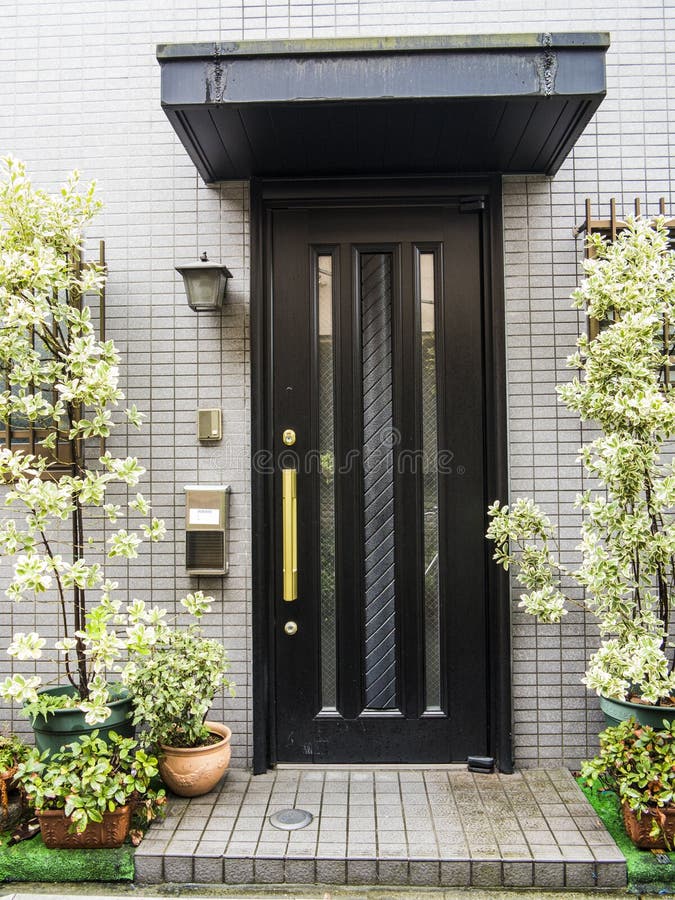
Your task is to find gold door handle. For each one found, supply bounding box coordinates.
[282,468,298,601]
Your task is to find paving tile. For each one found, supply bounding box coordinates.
[225,841,258,855]
[595,861,628,888]
[560,844,594,860]
[347,859,378,884]
[471,859,503,887]
[317,842,347,856]
[534,860,566,888]
[196,838,229,854]
[255,842,286,856]
[164,839,198,854]
[502,860,533,887]
[565,861,598,888]
[555,828,588,845]
[163,854,194,882]
[529,843,564,859]
[409,859,440,886]
[406,845,439,859]
[316,859,347,883]
[591,842,625,861]
[498,844,531,856]
[254,857,285,883]
[378,845,409,857]
[224,857,254,883]
[284,858,316,883]
[378,859,409,884]
[193,855,224,883]
[134,854,163,884]
[347,845,377,858]
[440,859,471,887]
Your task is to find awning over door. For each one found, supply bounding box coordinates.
[157,33,608,183]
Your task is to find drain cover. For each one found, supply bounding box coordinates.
[269,808,313,831]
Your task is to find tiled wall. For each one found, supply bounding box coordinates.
[1,0,673,769]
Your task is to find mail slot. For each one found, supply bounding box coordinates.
[184,485,230,575]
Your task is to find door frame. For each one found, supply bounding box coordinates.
[250,176,512,774]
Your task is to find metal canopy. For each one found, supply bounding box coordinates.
[157,33,609,182]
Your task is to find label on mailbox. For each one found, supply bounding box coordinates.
[189,507,220,526]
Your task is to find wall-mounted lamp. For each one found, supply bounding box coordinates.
[176,252,232,312]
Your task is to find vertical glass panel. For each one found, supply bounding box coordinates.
[361,252,397,710]
[419,251,441,711]
[317,254,337,709]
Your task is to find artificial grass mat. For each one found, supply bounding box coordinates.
[0,827,134,883]
[578,777,675,892]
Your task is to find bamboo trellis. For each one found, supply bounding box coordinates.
[1,241,106,468]
[576,199,675,385]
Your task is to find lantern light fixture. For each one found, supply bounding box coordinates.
[176,251,232,312]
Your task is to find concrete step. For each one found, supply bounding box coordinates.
[134,767,625,890]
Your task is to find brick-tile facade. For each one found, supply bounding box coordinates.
[1,0,671,769]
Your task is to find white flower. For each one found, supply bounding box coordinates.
[0,674,41,703]
[180,590,214,618]
[7,631,45,660]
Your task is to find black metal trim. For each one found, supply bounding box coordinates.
[483,176,513,774]
[251,178,275,774]
[251,176,511,773]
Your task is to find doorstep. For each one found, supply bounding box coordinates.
[134,767,625,890]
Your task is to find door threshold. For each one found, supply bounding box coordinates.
[275,762,469,770]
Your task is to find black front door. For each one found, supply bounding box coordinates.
[265,195,497,764]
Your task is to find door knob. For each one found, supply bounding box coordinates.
[284,621,298,636]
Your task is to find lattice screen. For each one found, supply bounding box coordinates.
[1,241,106,467]
[576,199,675,385]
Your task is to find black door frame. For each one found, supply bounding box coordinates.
[251,176,512,774]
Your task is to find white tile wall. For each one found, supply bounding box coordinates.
[1,0,672,769]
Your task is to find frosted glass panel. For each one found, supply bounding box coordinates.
[420,251,441,711]
[318,255,337,709]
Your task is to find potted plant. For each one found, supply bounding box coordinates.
[0,733,30,785]
[581,718,675,849]
[13,729,164,848]
[123,621,235,797]
[487,217,675,722]
[0,157,170,748]
[0,732,30,828]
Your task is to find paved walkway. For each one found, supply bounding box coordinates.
[134,767,625,890]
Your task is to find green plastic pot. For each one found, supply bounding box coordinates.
[600,693,675,730]
[29,685,134,754]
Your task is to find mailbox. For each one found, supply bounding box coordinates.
[184,485,230,575]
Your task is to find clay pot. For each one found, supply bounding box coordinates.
[0,769,24,832]
[37,803,132,849]
[622,801,675,850]
[0,766,17,808]
[159,721,231,797]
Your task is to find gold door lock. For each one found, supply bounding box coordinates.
[284,621,298,636]
[282,429,296,446]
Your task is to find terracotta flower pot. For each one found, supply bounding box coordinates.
[622,801,675,850]
[37,803,133,849]
[0,769,24,832]
[159,721,231,798]
[0,766,17,808]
